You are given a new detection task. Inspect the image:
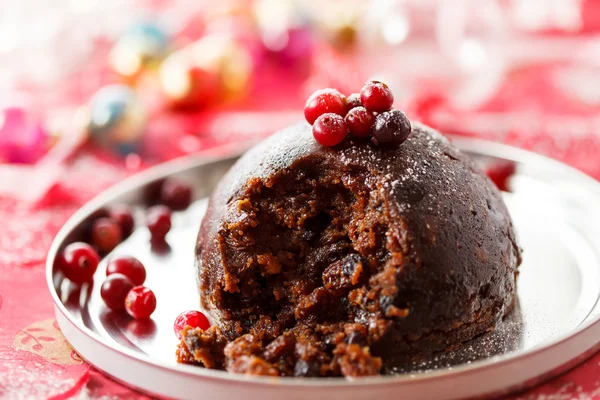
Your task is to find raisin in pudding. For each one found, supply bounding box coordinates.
[176,82,521,377]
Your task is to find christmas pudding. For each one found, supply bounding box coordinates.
[177,82,522,377]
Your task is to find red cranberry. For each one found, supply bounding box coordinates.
[125,286,157,319]
[59,242,100,284]
[160,179,193,211]
[101,273,135,311]
[304,88,347,125]
[82,208,108,241]
[371,110,412,147]
[147,205,172,243]
[144,179,166,205]
[360,81,394,113]
[91,218,123,253]
[106,256,146,286]
[109,205,135,238]
[345,106,375,138]
[486,161,516,192]
[173,310,211,339]
[312,113,348,147]
[346,93,362,111]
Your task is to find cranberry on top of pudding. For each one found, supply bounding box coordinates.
[303,81,411,149]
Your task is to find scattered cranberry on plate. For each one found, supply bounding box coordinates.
[106,256,146,286]
[144,178,166,205]
[147,205,172,243]
[109,205,135,238]
[91,217,123,253]
[101,273,135,312]
[59,242,100,284]
[160,179,193,211]
[174,310,211,340]
[125,286,157,319]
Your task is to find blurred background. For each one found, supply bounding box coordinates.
[1,0,600,203]
[2,3,600,398]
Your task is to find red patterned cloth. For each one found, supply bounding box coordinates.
[1,60,600,399]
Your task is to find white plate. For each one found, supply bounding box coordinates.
[47,139,600,400]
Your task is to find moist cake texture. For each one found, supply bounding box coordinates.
[177,122,521,377]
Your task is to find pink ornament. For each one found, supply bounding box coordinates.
[262,27,314,70]
[0,107,48,164]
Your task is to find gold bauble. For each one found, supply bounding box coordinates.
[159,48,222,108]
[109,23,169,80]
[87,84,147,154]
[190,34,253,100]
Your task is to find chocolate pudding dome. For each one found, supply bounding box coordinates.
[177,82,522,377]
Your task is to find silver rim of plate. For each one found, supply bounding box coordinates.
[46,138,600,400]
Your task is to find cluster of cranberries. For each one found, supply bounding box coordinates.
[59,238,158,319]
[304,81,412,148]
[103,256,155,318]
[57,178,210,332]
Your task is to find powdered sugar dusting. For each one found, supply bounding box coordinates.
[338,125,471,222]
[387,305,525,375]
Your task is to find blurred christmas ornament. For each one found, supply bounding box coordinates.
[0,112,87,204]
[159,48,222,109]
[253,0,304,33]
[0,107,49,164]
[87,85,147,155]
[174,13,207,46]
[109,22,169,81]
[254,0,313,69]
[310,1,363,50]
[364,0,410,46]
[160,34,253,109]
[191,34,254,101]
[326,19,359,50]
[261,26,314,71]
[205,14,260,53]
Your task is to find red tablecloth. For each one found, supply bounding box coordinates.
[1,60,600,399]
